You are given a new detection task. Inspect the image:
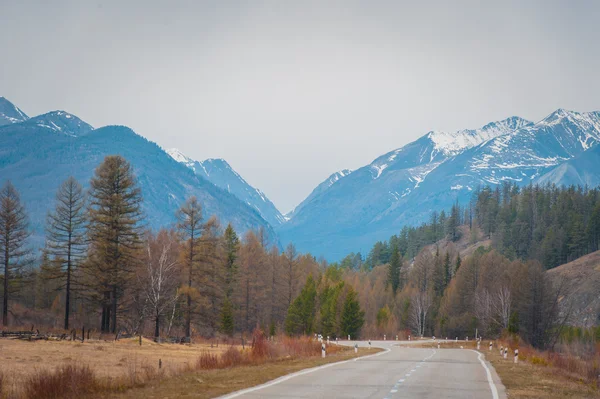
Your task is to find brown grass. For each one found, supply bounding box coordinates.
[0,336,231,397]
[104,345,377,398]
[25,364,98,399]
[0,333,365,399]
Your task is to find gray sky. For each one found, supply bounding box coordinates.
[2,1,600,213]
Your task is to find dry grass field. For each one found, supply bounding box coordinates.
[0,334,370,399]
[0,337,231,396]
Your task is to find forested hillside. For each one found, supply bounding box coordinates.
[342,183,600,271]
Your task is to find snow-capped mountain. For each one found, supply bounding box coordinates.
[27,111,94,137]
[279,111,600,261]
[0,96,29,126]
[286,169,353,220]
[166,149,284,226]
[0,97,278,249]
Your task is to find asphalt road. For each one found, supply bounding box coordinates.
[219,340,506,399]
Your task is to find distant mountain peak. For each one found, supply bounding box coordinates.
[167,147,284,225]
[0,96,29,126]
[427,116,532,157]
[28,110,93,137]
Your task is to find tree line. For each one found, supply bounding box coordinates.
[0,155,365,340]
[359,182,600,271]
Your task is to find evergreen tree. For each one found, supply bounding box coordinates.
[285,275,316,335]
[220,297,234,336]
[86,156,143,333]
[223,224,239,298]
[443,252,452,286]
[177,196,203,339]
[455,253,462,274]
[340,288,365,339]
[45,177,87,330]
[0,181,30,326]
[387,243,401,294]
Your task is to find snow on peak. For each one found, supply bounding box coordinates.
[328,169,352,185]
[0,96,29,126]
[428,116,532,157]
[167,148,197,172]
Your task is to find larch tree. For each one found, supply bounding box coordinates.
[87,156,143,333]
[176,196,203,340]
[0,181,30,327]
[45,176,87,330]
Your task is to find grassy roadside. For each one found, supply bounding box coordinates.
[414,340,599,398]
[102,346,380,399]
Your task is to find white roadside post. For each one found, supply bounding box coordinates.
[369,340,372,349]
[489,341,493,351]
[408,335,411,341]
[500,345,503,356]
[396,335,398,341]
[354,343,358,354]
[503,348,508,359]
[514,349,519,364]
[466,336,469,342]
[322,343,326,358]
[455,337,458,343]
[384,334,386,341]
[348,334,350,341]
[327,336,330,345]
[477,338,480,350]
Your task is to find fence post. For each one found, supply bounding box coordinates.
[321,344,326,358]
[503,348,508,359]
[514,349,519,364]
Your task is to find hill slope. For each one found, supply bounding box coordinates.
[547,251,600,327]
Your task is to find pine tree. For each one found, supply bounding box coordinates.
[177,196,203,340]
[443,252,452,286]
[284,275,316,335]
[220,297,234,336]
[455,253,462,274]
[223,224,239,298]
[86,156,143,333]
[340,288,365,339]
[0,181,30,326]
[45,177,87,330]
[387,243,401,294]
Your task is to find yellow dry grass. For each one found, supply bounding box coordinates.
[103,346,377,399]
[0,337,231,391]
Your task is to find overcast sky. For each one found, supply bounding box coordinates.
[2,1,600,213]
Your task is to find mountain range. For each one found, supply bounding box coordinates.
[278,110,600,260]
[0,97,278,249]
[2,95,600,261]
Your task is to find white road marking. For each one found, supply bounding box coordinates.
[218,345,391,399]
[471,350,500,399]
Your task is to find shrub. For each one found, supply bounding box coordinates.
[251,328,269,360]
[196,352,219,369]
[25,364,97,399]
[220,346,247,368]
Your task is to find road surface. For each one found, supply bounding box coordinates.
[219,340,506,399]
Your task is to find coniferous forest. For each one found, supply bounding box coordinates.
[1,156,600,351]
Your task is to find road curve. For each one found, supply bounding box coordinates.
[219,340,506,399]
